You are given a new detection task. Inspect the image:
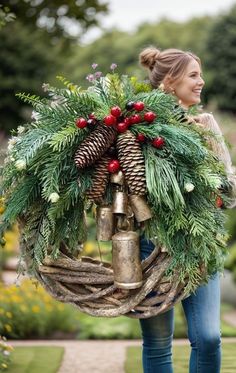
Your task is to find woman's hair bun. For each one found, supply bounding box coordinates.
[139,47,161,70]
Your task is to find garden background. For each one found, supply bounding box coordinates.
[0,1,236,372]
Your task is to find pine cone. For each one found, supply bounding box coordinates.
[116,130,146,195]
[74,125,117,169]
[86,154,111,204]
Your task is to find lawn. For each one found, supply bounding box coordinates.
[125,343,236,373]
[8,346,64,373]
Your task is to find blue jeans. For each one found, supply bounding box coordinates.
[139,237,221,373]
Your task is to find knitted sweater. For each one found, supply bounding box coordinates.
[194,113,236,208]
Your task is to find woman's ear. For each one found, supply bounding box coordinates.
[162,76,175,94]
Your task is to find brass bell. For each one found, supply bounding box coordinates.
[116,207,134,231]
[113,190,128,215]
[96,206,114,241]
[129,194,152,222]
[112,230,143,289]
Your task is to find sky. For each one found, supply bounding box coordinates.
[82,0,236,43]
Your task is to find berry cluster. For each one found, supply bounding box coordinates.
[75,101,157,133]
[103,102,157,133]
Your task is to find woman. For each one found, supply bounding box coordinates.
[138,47,236,373]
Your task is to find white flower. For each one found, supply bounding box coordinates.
[42,83,50,92]
[17,125,25,134]
[15,159,26,170]
[3,350,10,356]
[31,110,40,120]
[7,143,14,151]
[7,136,17,151]
[184,182,195,192]
[48,192,60,203]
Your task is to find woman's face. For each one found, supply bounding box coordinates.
[172,59,205,109]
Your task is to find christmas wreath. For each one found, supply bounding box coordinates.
[0,65,230,318]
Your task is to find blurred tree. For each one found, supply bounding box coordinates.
[1,0,108,43]
[0,21,60,134]
[205,5,236,112]
[63,16,213,89]
[0,4,15,29]
[0,0,109,133]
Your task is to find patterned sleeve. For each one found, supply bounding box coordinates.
[194,113,236,208]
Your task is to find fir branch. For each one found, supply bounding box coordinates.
[144,145,185,210]
[56,75,80,92]
[47,180,81,220]
[16,92,48,110]
[1,174,40,225]
[49,124,81,152]
[13,128,53,165]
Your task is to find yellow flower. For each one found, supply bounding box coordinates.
[32,305,40,313]
[10,294,22,303]
[20,305,27,312]
[6,345,14,351]
[4,324,12,332]
[0,206,5,214]
[57,304,65,311]
[6,311,12,318]
[1,363,8,368]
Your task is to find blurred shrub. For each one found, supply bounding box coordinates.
[225,242,236,283]
[0,336,13,371]
[0,279,80,339]
[225,208,236,244]
[0,197,20,275]
[76,302,187,339]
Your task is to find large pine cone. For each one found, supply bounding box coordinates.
[74,125,117,169]
[86,154,111,204]
[116,130,146,195]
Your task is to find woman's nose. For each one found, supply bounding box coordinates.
[199,77,205,86]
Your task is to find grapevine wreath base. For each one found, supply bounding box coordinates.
[0,70,229,318]
[36,246,190,319]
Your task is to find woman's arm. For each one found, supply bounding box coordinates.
[194,113,236,208]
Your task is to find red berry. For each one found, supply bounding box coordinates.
[107,159,120,173]
[104,114,117,126]
[124,117,131,126]
[134,101,145,111]
[89,112,96,120]
[136,133,146,142]
[130,114,142,124]
[152,137,165,148]
[111,106,122,117]
[117,122,129,133]
[75,118,87,128]
[144,111,156,123]
[216,196,223,208]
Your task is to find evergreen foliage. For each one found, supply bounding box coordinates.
[0,72,230,292]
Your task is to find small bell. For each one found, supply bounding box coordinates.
[129,194,152,222]
[113,190,128,215]
[112,230,143,289]
[96,206,114,241]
